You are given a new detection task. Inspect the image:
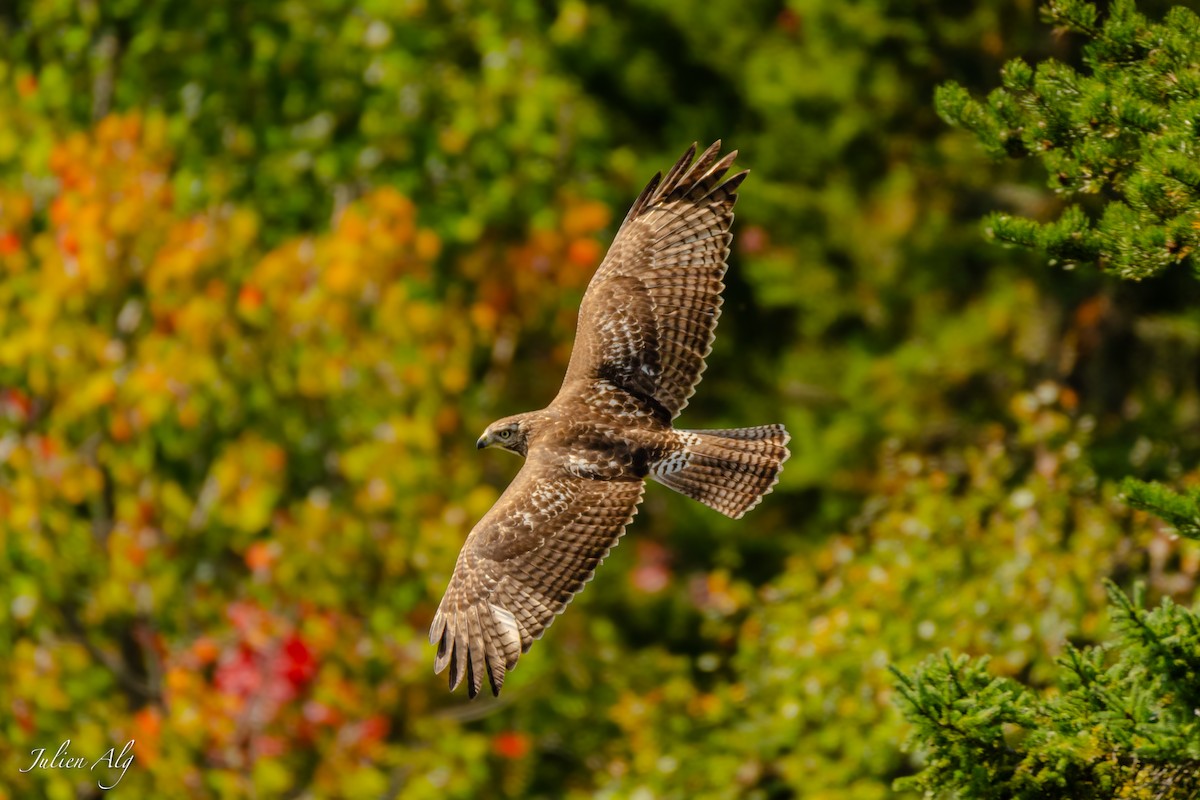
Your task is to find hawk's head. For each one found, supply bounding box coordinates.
[477,414,533,457]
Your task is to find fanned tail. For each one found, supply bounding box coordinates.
[650,425,790,518]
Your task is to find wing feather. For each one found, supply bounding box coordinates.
[429,459,645,697]
[559,141,745,419]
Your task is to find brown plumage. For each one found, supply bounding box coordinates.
[429,142,790,698]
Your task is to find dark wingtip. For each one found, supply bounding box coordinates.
[486,659,502,698]
[466,656,480,699]
[447,640,461,690]
[626,170,663,221]
[723,169,750,196]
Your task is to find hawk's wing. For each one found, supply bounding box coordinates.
[429,458,645,698]
[559,141,746,419]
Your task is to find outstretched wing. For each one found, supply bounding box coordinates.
[559,141,746,420]
[429,459,645,698]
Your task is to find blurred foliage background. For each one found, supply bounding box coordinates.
[0,0,1198,798]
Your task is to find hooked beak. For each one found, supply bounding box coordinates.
[476,434,488,450]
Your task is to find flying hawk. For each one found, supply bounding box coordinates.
[430,142,790,698]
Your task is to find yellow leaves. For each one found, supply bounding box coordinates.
[12,639,71,713]
[438,126,469,155]
[253,759,293,795]
[341,765,388,796]
[146,217,222,299]
[123,361,173,427]
[0,113,515,798]
[54,370,115,426]
[322,260,360,295]
[210,434,288,535]
[469,300,499,333]
[465,485,500,519]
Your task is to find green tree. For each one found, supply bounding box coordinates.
[894,581,1200,799]
[898,3,1200,797]
[2,1,1199,798]
[935,0,1200,279]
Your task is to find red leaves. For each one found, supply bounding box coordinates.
[184,603,400,773]
[359,715,389,745]
[492,731,531,760]
[213,643,263,700]
[1,388,32,423]
[216,604,318,707]
[281,635,316,689]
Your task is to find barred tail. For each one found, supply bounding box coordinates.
[650,425,790,519]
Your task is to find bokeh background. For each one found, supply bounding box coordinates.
[1,1,1198,798]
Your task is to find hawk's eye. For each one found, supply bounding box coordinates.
[499,429,512,440]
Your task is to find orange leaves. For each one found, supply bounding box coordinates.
[566,236,602,268]
[457,194,612,386]
[245,540,280,573]
[561,197,610,238]
[0,110,593,799]
[492,731,532,760]
[146,217,220,295]
[0,189,33,271]
[15,73,37,98]
[238,186,462,412]
[191,637,220,665]
[131,707,163,767]
[40,114,174,297]
[236,283,264,318]
[0,231,19,255]
[317,186,429,298]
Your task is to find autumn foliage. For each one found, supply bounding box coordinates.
[1,113,613,797]
[2,2,1198,799]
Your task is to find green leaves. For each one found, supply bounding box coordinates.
[895,583,1200,799]
[1122,477,1200,540]
[892,654,1035,797]
[2,1,1199,798]
[939,0,1200,277]
[904,5,1200,798]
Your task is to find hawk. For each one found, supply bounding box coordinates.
[429,142,790,698]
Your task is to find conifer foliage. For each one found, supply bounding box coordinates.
[1124,477,1200,540]
[893,580,1200,799]
[935,0,1200,279]
[899,3,1200,797]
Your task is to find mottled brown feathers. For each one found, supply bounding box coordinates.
[568,140,747,420]
[651,425,791,519]
[430,143,788,698]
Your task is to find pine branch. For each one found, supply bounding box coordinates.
[894,584,1200,799]
[939,0,1200,278]
[1121,477,1200,540]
